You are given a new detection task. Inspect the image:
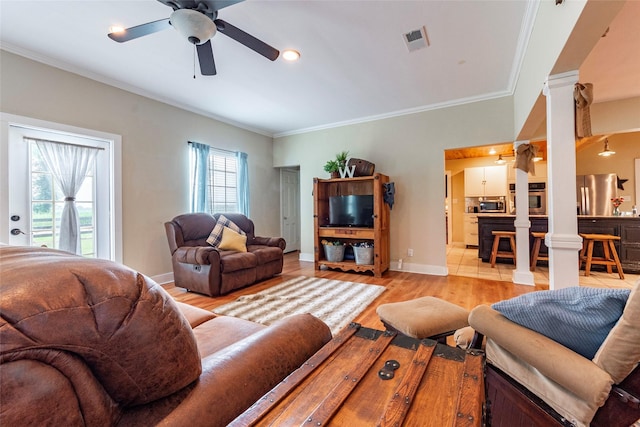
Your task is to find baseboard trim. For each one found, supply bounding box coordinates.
[152,272,174,285]
[393,262,448,276]
[299,252,315,262]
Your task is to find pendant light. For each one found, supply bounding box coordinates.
[598,138,616,157]
[495,154,506,164]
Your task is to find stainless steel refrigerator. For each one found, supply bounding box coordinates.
[576,174,618,216]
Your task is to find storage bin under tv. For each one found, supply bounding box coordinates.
[313,173,390,277]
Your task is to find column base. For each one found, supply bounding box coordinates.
[512,269,535,286]
[546,233,583,290]
[513,218,534,286]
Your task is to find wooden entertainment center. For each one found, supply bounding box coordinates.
[313,173,390,277]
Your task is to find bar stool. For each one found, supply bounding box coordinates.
[530,231,548,271]
[579,233,624,279]
[490,231,516,268]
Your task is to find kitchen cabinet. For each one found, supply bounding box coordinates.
[506,161,547,183]
[463,214,479,246]
[464,165,507,197]
[313,173,390,277]
[620,222,640,272]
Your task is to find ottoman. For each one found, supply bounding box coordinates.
[376,296,470,343]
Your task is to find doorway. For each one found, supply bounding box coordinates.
[1,114,122,261]
[280,167,300,253]
[445,170,452,245]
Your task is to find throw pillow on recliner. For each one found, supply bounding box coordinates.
[218,227,247,252]
[492,287,630,359]
[206,214,246,247]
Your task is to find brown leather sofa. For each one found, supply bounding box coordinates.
[0,245,332,427]
[165,213,285,296]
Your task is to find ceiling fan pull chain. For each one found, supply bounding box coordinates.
[193,45,196,79]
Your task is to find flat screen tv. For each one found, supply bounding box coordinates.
[329,195,374,227]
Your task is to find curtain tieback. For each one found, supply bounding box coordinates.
[64,197,76,202]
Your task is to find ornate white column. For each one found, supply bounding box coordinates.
[512,140,534,286]
[543,71,582,290]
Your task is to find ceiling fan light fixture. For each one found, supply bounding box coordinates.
[598,138,616,157]
[170,9,216,45]
[282,49,300,61]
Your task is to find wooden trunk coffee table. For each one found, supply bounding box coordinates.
[230,323,485,426]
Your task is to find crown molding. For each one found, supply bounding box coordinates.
[0,43,273,138]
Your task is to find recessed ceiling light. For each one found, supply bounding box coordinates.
[109,25,125,34]
[282,49,300,61]
[489,148,496,155]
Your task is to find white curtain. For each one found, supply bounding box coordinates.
[34,139,100,254]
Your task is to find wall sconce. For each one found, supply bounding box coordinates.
[598,138,616,157]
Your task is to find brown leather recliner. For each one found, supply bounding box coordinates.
[0,245,332,427]
[165,213,286,296]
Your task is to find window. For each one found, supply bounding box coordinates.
[190,142,249,216]
[208,149,238,213]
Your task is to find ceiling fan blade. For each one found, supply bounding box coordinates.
[214,19,279,61]
[108,18,171,42]
[196,40,217,75]
[201,0,245,12]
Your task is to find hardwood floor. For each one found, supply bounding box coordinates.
[164,251,547,332]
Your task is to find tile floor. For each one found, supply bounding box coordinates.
[447,243,638,289]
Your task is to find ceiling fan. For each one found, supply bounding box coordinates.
[108,0,279,76]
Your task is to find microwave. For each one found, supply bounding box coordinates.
[479,197,506,213]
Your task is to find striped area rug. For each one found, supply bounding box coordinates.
[212,276,385,335]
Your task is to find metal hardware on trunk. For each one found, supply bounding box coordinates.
[355,326,384,341]
[612,386,640,409]
[378,359,400,380]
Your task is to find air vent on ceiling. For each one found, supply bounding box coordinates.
[403,26,430,52]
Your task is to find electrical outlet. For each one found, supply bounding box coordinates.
[408,248,414,257]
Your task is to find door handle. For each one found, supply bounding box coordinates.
[11,228,26,236]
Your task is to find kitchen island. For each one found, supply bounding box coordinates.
[477,215,640,274]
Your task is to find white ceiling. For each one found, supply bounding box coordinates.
[0,1,637,137]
